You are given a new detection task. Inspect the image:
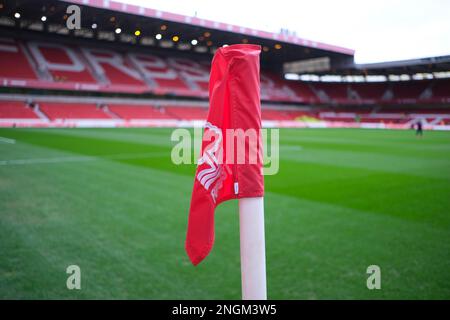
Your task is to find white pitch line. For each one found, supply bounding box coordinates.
[0,152,167,166]
[0,136,16,144]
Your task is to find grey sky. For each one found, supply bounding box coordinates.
[119,0,450,64]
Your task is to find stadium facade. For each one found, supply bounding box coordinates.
[0,0,449,129]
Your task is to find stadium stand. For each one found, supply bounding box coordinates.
[0,38,37,80]
[108,104,172,120]
[261,109,298,121]
[0,101,38,119]
[0,36,449,106]
[2,36,448,107]
[163,106,209,120]
[288,82,320,104]
[0,0,448,129]
[38,103,112,120]
[0,37,299,101]
[432,79,450,99]
[313,82,350,103]
[349,83,387,101]
[391,80,430,100]
[26,42,97,83]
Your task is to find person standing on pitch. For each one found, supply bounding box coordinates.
[416,120,423,137]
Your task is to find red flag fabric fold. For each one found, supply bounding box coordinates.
[185,44,264,266]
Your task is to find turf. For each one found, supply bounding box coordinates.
[0,127,449,299]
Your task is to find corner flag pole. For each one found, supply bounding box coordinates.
[239,197,267,300]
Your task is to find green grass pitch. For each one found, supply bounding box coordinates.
[0,127,449,299]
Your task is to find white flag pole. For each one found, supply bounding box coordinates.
[239,196,267,300]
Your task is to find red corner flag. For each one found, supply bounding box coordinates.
[185,44,264,266]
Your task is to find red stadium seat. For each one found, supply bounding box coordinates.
[27,42,97,83]
[350,83,388,100]
[108,104,172,119]
[163,106,209,120]
[0,101,38,119]
[0,38,37,80]
[313,83,349,101]
[391,81,429,99]
[38,103,111,120]
[82,49,147,86]
[262,109,296,121]
[432,79,450,98]
[287,82,319,103]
